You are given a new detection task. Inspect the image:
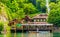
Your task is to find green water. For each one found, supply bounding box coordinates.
[11,33,28,37]
[0,31,53,37]
[53,32,60,37]
[1,31,60,37]
[11,33,53,37]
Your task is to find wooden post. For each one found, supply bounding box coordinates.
[14,23,16,37]
[22,25,24,37]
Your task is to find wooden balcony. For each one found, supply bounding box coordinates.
[11,23,53,32]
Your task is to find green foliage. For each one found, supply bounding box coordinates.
[0,7,1,14]
[0,22,4,31]
[24,3,37,15]
[47,1,60,27]
[36,0,46,12]
[0,0,40,21]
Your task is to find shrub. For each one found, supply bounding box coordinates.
[0,22,4,32]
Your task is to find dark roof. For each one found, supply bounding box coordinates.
[33,13,48,19]
[21,16,32,22]
[8,19,18,26]
[28,22,48,24]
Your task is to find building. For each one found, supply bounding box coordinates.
[9,13,53,32]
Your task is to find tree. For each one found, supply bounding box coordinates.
[47,2,60,27]
[23,3,37,15]
[0,0,40,20]
[36,0,46,13]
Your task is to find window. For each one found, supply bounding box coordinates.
[39,18,46,22]
[34,19,36,22]
[37,19,39,22]
[44,19,46,22]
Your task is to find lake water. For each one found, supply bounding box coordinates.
[0,31,53,37]
[11,31,53,37]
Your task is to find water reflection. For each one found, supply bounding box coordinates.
[0,31,53,37]
[11,31,53,37]
[37,31,53,37]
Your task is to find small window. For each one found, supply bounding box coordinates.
[44,19,46,22]
[37,19,40,22]
[34,19,36,22]
[39,18,46,22]
[41,19,43,22]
